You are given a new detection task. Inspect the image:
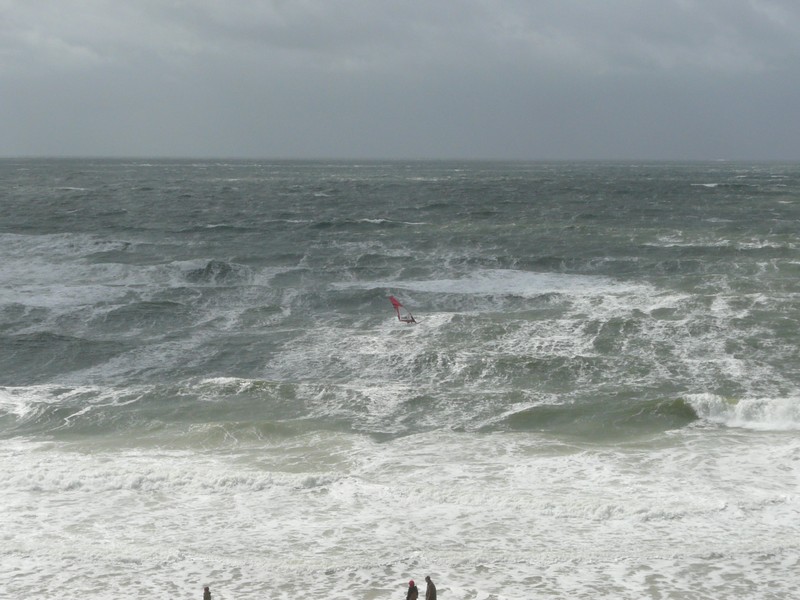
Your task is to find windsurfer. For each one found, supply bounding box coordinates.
[389,295,417,324]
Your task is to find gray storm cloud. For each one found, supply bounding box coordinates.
[2,0,799,159]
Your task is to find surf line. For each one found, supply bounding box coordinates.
[389,296,417,324]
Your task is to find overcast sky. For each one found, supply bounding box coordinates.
[2,0,799,160]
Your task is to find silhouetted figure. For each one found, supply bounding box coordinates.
[203,586,211,600]
[406,579,419,600]
[425,576,436,600]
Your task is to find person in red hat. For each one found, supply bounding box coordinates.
[406,579,419,600]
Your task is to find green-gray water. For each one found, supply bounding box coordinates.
[2,160,799,598]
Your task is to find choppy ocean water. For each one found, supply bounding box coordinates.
[1,159,799,599]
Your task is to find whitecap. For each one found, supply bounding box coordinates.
[686,393,800,431]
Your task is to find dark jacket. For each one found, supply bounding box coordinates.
[406,584,419,600]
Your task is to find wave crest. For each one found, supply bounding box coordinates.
[687,393,800,430]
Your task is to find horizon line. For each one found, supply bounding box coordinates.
[2,155,799,164]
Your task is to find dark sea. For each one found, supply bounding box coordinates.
[2,159,799,599]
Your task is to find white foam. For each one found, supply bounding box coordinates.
[2,429,799,599]
[269,276,793,428]
[647,234,797,251]
[335,268,639,298]
[0,384,106,419]
[687,393,800,431]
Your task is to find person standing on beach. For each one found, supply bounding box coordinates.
[425,575,436,600]
[406,579,419,600]
[203,586,211,600]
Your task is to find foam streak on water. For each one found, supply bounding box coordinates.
[2,159,800,598]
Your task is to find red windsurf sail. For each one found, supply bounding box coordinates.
[389,296,416,324]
